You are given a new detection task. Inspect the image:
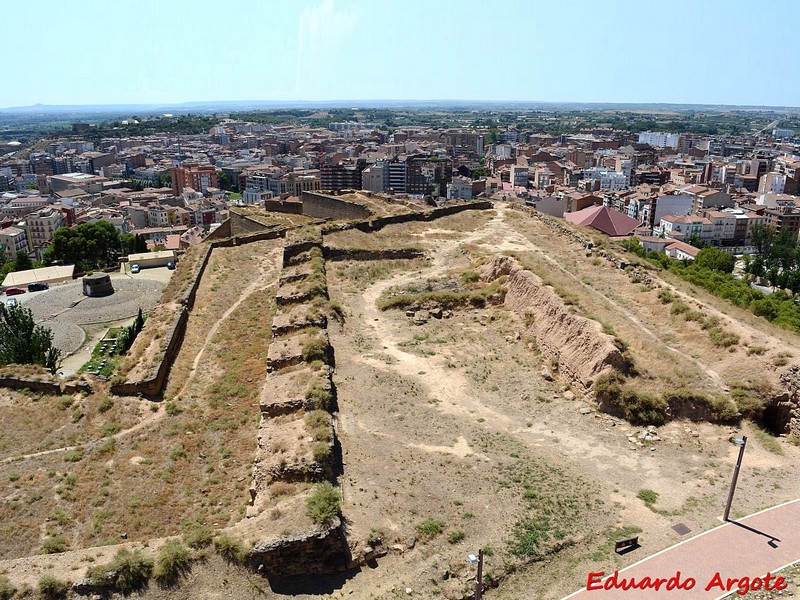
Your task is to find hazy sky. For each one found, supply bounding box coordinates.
[2,0,799,108]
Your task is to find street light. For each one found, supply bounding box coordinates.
[723,436,747,521]
[468,549,484,600]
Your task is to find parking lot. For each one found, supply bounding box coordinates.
[3,267,172,356]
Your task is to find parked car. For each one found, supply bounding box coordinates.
[4,287,25,296]
[28,282,49,292]
[166,261,176,270]
[130,264,140,274]
[6,298,18,308]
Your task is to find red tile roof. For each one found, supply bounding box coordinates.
[565,205,641,236]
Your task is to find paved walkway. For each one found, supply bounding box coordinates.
[562,499,800,599]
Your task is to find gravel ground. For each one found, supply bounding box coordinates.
[25,279,166,354]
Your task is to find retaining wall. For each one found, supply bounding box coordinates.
[300,191,372,220]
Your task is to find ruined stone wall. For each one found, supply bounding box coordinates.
[487,255,627,389]
[300,191,372,220]
[110,244,214,397]
[247,518,350,575]
[264,199,303,215]
[0,377,91,396]
[322,247,425,262]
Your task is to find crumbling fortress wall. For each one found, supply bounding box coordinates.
[486,255,627,389]
[247,227,351,574]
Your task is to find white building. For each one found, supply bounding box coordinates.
[26,207,64,251]
[147,204,169,228]
[361,161,389,193]
[447,177,473,200]
[581,168,628,191]
[638,131,680,149]
[0,227,29,260]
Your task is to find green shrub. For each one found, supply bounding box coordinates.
[306,481,341,526]
[63,448,84,462]
[731,386,764,420]
[301,335,328,363]
[213,533,248,564]
[0,575,16,600]
[447,530,465,544]
[611,388,668,426]
[165,401,182,416]
[707,326,740,348]
[415,519,445,541]
[327,300,345,322]
[636,489,659,506]
[154,540,192,586]
[305,410,332,443]
[670,299,689,315]
[593,371,623,404]
[657,289,675,304]
[460,271,480,284]
[710,397,740,422]
[305,378,332,410]
[312,441,331,462]
[41,535,68,554]
[38,575,68,599]
[97,396,114,413]
[182,523,214,549]
[89,549,153,594]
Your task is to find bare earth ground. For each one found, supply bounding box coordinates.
[1,207,798,599]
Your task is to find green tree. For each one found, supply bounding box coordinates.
[0,305,61,373]
[13,252,32,273]
[121,233,136,255]
[134,234,147,254]
[158,172,172,188]
[218,170,231,191]
[43,221,122,272]
[694,247,735,273]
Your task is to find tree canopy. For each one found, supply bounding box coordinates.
[43,221,122,272]
[0,305,61,373]
[694,247,735,273]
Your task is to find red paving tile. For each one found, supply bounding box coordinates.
[562,499,800,599]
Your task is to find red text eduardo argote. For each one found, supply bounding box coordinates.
[585,570,788,595]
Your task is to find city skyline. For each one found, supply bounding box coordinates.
[3,0,800,109]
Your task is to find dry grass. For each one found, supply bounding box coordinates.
[330,258,426,292]
[0,390,142,458]
[0,243,278,560]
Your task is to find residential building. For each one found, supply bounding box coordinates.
[321,163,362,191]
[147,204,170,228]
[26,207,64,251]
[446,176,473,200]
[658,214,713,243]
[171,162,219,195]
[361,161,389,193]
[638,132,680,149]
[510,165,529,189]
[388,161,407,194]
[0,227,29,260]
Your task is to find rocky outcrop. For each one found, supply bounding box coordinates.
[487,255,627,389]
[776,366,800,436]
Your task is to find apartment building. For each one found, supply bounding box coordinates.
[25,207,64,251]
[0,227,30,260]
[171,162,219,195]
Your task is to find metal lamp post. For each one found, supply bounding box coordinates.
[468,549,484,600]
[723,436,747,521]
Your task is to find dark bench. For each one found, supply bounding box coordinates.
[614,535,639,555]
